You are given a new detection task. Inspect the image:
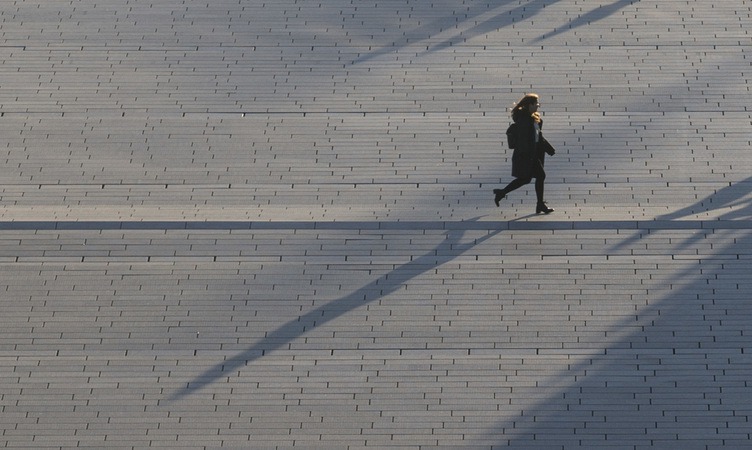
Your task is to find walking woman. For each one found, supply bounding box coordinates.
[493,93,556,214]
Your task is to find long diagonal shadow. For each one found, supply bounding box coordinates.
[170,219,503,400]
[493,178,752,446]
[354,0,637,65]
[499,235,752,445]
[354,0,523,65]
[608,177,752,255]
[532,0,638,43]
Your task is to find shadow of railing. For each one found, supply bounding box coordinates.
[493,177,752,446]
[608,177,752,255]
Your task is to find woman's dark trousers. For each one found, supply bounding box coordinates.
[502,160,546,202]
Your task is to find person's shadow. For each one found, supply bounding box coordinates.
[170,218,503,400]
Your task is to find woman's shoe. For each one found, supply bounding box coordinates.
[536,202,554,214]
[493,189,505,207]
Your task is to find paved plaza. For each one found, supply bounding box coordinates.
[1,0,751,448]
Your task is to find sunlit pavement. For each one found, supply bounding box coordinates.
[1,1,750,448]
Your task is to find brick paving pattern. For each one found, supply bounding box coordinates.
[0,0,751,448]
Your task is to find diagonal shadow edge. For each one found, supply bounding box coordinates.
[532,0,639,43]
[488,186,752,446]
[488,235,750,445]
[608,177,752,254]
[168,222,505,401]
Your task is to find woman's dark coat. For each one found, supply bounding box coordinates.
[510,111,555,179]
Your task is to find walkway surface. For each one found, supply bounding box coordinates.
[1,0,751,448]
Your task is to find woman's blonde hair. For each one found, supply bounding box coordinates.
[512,93,541,123]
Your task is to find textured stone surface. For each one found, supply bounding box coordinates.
[1,0,751,448]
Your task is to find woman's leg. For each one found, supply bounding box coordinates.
[504,177,532,194]
[532,161,554,213]
[493,177,531,206]
[533,162,546,203]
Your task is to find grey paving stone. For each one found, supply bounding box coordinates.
[1,0,752,448]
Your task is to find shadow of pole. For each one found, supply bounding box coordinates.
[170,218,504,400]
